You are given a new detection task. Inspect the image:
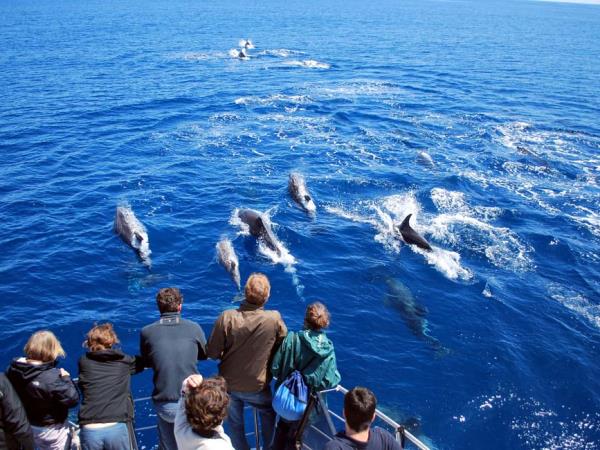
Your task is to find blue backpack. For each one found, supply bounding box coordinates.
[272,370,309,421]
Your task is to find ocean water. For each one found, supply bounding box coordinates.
[1,0,599,448]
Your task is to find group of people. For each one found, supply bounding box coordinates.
[0,273,402,450]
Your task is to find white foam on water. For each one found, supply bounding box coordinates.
[326,194,473,281]
[170,51,228,61]
[482,282,493,298]
[282,59,330,69]
[547,284,600,329]
[428,188,533,272]
[567,205,600,238]
[311,79,405,99]
[257,48,305,57]
[323,204,378,226]
[234,94,312,106]
[419,245,473,281]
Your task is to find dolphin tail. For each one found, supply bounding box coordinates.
[424,335,450,358]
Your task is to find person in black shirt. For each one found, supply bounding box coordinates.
[0,373,34,450]
[78,323,144,450]
[6,331,79,450]
[324,387,400,450]
[140,287,208,450]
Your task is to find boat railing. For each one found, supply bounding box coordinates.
[75,384,429,450]
[313,385,429,450]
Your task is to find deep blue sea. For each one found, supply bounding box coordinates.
[1,0,599,448]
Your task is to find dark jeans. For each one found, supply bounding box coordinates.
[227,388,276,450]
[272,418,300,450]
[80,423,130,450]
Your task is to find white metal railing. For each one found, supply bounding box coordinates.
[315,385,430,450]
[74,384,429,450]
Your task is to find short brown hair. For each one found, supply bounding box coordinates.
[156,287,183,313]
[304,302,330,330]
[344,387,377,432]
[185,376,229,437]
[85,323,119,352]
[245,273,270,306]
[24,331,65,363]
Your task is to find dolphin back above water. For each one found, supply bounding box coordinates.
[237,209,282,256]
[397,214,432,251]
[114,206,152,268]
[216,238,241,291]
[288,173,316,214]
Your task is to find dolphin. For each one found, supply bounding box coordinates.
[239,39,255,49]
[416,151,435,168]
[237,209,282,256]
[114,206,152,268]
[397,214,432,251]
[216,238,241,291]
[288,173,316,214]
[384,277,444,352]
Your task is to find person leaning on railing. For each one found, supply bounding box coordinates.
[77,323,144,450]
[140,287,208,450]
[6,331,79,450]
[174,374,234,450]
[325,387,401,450]
[270,302,341,450]
[207,273,288,450]
[0,372,34,450]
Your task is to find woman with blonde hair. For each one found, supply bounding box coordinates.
[7,330,79,450]
[77,323,143,450]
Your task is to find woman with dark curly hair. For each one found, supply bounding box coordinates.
[175,375,234,450]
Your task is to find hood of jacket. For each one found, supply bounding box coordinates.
[7,358,56,384]
[297,330,335,358]
[85,348,126,362]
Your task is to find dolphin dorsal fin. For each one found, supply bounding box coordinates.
[304,195,311,202]
[400,214,413,231]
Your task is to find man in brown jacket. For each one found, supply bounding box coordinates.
[207,273,287,450]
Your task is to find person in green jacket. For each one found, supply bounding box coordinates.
[271,302,341,450]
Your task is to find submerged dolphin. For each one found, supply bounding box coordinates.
[216,238,241,291]
[114,206,152,268]
[397,214,432,251]
[237,209,282,256]
[384,277,444,352]
[288,173,316,214]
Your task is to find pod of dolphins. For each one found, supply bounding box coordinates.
[108,38,446,352]
[113,172,434,273]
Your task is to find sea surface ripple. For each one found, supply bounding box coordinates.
[1,0,599,448]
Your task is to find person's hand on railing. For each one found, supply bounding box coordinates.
[181,374,203,394]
